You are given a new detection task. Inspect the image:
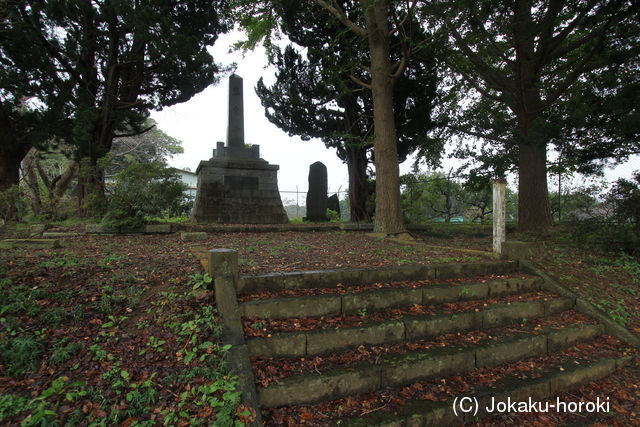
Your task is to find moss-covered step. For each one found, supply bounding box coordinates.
[239,276,542,320]
[258,324,604,407]
[239,261,518,294]
[339,355,631,426]
[247,297,574,358]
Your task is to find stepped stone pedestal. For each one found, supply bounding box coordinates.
[190,74,288,224]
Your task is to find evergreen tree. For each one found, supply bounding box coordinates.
[235,0,439,232]
[0,5,72,203]
[8,0,231,216]
[255,0,441,222]
[431,0,639,231]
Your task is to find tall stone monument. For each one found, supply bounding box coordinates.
[304,161,329,221]
[191,74,289,224]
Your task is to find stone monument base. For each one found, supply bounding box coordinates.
[191,158,289,224]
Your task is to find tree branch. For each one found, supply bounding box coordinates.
[542,13,616,109]
[443,58,507,103]
[34,157,53,190]
[19,2,84,87]
[391,47,409,81]
[447,125,512,145]
[443,18,510,94]
[310,0,367,38]
[113,123,155,138]
[348,73,371,89]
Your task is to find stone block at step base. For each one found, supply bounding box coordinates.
[340,222,374,231]
[407,224,432,232]
[29,224,47,235]
[85,224,117,234]
[86,223,174,234]
[248,333,307,358]
[42,232,81,238]
[475,335,546,367]
[180,231,207,241]
[502,241,534,259]
[3,239,61,249]
[339,223,432,232]
[144,224,173,233]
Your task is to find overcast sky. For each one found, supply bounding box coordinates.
[151,31,639,197]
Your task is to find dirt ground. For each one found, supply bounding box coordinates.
[1,227,638,425]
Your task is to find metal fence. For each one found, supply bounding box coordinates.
[279,188,348,220]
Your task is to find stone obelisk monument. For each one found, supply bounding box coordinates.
[191,74,289,224]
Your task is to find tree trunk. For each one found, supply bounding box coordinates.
[345,144,370,222]
[52,160,77,200]
[0,142,31,221]
[77,156,107,218]
[0,143,30,192]
[518,141,552,231]
[36,156,77,218]
[23,149,42,216]
[362,0,406,234]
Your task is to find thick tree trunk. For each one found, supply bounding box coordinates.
[0,142,31,221]
[518,141,552,231]
[77,156,107,218]
[35,156,77,217]
[51,160,77,200]
[0,143,30,192]
[362,0,406,234]
[23,149,42,216]
[345,145,370,222]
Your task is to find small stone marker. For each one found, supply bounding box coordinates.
[181,232,207,241]
[493,178,506,255]
[327,194,340,217]
[305,161,328,221]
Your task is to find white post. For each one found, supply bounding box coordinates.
[493,178,506,255]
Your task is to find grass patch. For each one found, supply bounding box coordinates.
[0,334,44,377]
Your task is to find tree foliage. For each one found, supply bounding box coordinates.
[7,0,231,216]
[106,119,183,178]
[0,4,72,202]
[607,171,640,235]
[432,0,639,231]
[254,0,441,221]
[234,0,437,233]
[103,163,189,230]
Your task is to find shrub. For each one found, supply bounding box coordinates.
[569,221,640,255]
[0,335,43,377]
[326,208,340,222]
[606,171,640,236]
[0,185,24,222]
[103,162,188,229]
[50,338,82,365]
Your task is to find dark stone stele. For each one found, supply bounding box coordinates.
[191,74,288,224]
[304,161,328,221]
[327,194,340,216]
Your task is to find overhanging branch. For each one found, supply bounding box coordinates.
[310,0,367,38]
[113,123,155,138]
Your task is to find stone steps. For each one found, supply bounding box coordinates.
[257,324,604,408]
[246,295,573,358]
[213,259,638,425]
[237,260,518,294]
[239,275,542,319]
[339,354,632,426]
